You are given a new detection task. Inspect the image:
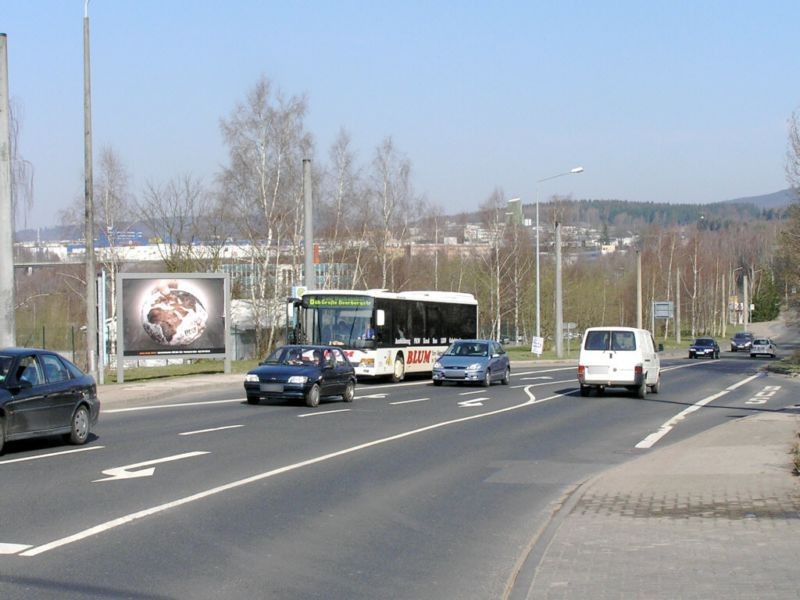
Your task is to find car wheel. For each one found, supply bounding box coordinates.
[0,416,5,455]
[305,383,320,407]
[342,380,355,403]
[246,394,260,405]
[67,405,90,445]
[579,385,590,397]
[750,353,755,358]
[390,356,405,383]
[689,352,695,359]
[482,369,491,387]
[650,376,660,394]
[501,367,510,385]
[433,380,443,386]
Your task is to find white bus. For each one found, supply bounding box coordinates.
[288,289,478,381]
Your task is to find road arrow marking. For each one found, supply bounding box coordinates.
[93,451,209,482]
[458,398,488,407]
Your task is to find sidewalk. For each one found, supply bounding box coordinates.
[515,410,800,600]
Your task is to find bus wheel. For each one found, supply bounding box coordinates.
[391,356,405,383]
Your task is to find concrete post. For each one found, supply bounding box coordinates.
[555,222,563,358]
[303,159,314,290]
[84,4,98,377]
[0,34,15,347]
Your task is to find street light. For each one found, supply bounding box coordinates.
[534,166,583,343]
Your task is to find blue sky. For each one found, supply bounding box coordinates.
[3,1,799,228]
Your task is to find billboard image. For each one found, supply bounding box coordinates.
[119,274,228,357]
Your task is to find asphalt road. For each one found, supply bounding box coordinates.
[1,351,797,599]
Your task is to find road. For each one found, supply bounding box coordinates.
[1,352,797,599]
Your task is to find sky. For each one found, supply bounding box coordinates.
[3,1,799,229]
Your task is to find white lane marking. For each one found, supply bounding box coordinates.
[511,379,573,389]
[21,384,566,557]
[459,390,485,396]
[297,409,352,418]
[390,398,429,405]
[458,398,487,407]
[179,425,244,436]
[93,452,210,482]
[635,373,762,449]
[520,376,553,381]
[104,398,243,414]
[0,543,32,555]
[512,367,577,376]
[355,393,388,400]
[0,446,105,466]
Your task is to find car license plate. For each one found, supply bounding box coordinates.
[260,383,284,393]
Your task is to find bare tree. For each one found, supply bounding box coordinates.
[366,137,413,289]
[137,174,210,273]
[218,76,312,355]
[9,100,34,231]
[788,108,800,195]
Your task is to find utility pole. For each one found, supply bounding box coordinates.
[303,158,314,290]
[0,33,15,347]
[83,1,98,377]
[675,270,681,344]
[555,221,563,358]
[743,274,749,332]
[636,249,642,329]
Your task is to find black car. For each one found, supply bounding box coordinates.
[0,348,100,454]
[244,345,357,407]
[730,331,754,352]
[689,337,720,359]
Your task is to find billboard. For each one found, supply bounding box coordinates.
[117,274,229,358]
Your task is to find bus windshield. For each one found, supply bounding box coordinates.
[302,295,376,349]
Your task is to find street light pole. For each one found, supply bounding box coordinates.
[535,166,583,345]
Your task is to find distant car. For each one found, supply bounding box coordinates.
[244,345,357,407]
[432,339,510,386]
[750,338,777,358]
[0,347,100,454]
[689,337,720,359]
[730,332,754,352]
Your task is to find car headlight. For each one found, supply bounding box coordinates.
[467,363,483,371]
[287,375,308,384]
[245,374,260,383]
[433,361,442,369]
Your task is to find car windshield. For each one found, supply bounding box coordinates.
[694,339,714,346]
[263,346,323,366]
[0,354,11,383]
[753,339,770,345]
[445,342,488,357]
[734,333,752,340]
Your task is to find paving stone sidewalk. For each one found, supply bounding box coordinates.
[523,412,800,599]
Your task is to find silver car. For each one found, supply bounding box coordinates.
[432,340,510,387]
[750,338,777,358]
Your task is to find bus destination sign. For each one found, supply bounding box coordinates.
[307,296,372,308]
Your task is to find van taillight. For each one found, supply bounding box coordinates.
[635,365,643,375]
[578,365,585,377]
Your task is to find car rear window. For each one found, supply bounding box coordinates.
[584,331,637,351]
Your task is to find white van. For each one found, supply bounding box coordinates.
[577,327,661,398]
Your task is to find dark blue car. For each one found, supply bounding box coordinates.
[689,337,720,359]
[0,347,100,454]
[244,345,357,407]
[432,339,510,386]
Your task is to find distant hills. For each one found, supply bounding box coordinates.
[15,188,798,243]
[720,188,796,209]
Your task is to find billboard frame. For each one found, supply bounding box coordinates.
[116,273,231,383]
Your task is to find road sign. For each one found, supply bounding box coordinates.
[531,336,544,355]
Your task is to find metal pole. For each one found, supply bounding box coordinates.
[83,2,98,377]
[555,221,563,358]
[303,159,314,290]
[743,274,749,332]
[676,270,681,344]
[535,187,540,339]
[636,249,642,329]
[0,33,16,347]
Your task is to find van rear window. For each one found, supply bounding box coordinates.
[584,330,637,351]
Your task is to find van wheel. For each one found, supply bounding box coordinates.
[390,356,405,383]
[650,376,660,394]
[636,381,647,399]
[579,385,590,397]
[597,386,605,396]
